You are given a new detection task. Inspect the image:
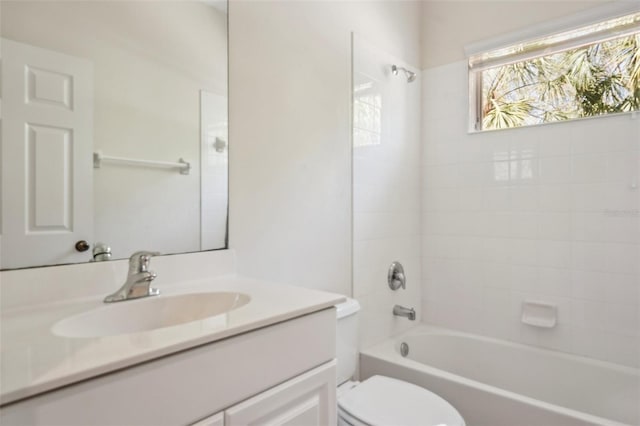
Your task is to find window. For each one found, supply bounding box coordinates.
[469,9,640,131]
[353,76,382,147]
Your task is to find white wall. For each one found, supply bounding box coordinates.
[228,1,422,295]
[420,0,614,69]
[353,36,422,348]
[421,59,640,367]
[1,1,228,260]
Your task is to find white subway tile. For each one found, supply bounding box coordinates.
[488,139,511,162]
[510,137,539,160]
[571,183,607,212]
[604,273,640,305]
[422,235,461,259]
[423,188,460,212]
[510,265,539,293]
[605,243,640,275]
[536,324,574,353]
[458,237,485,260]
[422,141,439,166]
[571,213,607,242]
[458,188,484,211]
[538,185,572,212]
[481,313,513,341]
[570,300,606,329]
[571,122,620,154]
[421,300,439,324]
[485,212,513,237]
[571,154,607,183]
[511,323,541,346]
[481,238,512,263]
[424,164,459,188]
[603,183,639,211]
[483,262,512,289]
[571,270,607,301]
[458,138,489,163]
[483,187,511,211]
[483,286,511,314]
[459,162,493,187]
[433,141,461,165]
[509,213,539,239]
[571,327,610,361]
[510,158,539,185]
[538,267,572,297]
[509,239,539,265]
[538,212,571,240]
[538,240,572,268]
[539,157,571,184]
[538,129,573,157]
[604,216,640,244]
[606,151,638,183]
[572,242,608,272]
[606,333,640,367]
[423,258,460,289]
[605,303,639,335]
[510,186,539,212]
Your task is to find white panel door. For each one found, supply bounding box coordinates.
[1,38,93,269]
[225,361,336,426]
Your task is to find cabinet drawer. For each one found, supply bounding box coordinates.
[225,361,336,426]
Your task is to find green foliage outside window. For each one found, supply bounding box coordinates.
[481,33,640,130]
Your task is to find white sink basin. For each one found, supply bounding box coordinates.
[52,292,250,338]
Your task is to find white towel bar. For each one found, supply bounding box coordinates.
[93,151,190,175]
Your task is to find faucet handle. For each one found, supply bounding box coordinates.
[129,251,160,273]
[388,261,406,290]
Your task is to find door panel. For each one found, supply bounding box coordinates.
[28,124,73,230]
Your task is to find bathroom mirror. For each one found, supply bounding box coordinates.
[0,0,228,270]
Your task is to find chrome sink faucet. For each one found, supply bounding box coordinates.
[393,304,416,321]
[104,251,161,303]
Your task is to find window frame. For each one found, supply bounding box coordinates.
[468,4,640,133]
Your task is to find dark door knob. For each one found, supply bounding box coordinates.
[75,240,90,252]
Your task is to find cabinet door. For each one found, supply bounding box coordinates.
[225,361,336,426]
[191,412,224,426]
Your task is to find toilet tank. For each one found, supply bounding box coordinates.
[336,298,360,385]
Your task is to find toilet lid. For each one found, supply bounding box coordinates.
[338,376,465,426]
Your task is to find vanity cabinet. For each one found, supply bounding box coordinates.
[0,309,337,426]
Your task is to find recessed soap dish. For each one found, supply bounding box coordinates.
[521,300,557,328]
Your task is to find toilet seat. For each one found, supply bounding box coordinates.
[337,375,465,426]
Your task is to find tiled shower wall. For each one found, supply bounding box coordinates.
[421,61,640,367]
[353,36,422,349]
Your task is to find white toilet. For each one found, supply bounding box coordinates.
[336,299,465,426]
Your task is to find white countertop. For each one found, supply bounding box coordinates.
[0,276,345,405]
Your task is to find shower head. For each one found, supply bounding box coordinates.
[391,64,416,83]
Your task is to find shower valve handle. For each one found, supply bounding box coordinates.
[388,261,406,290]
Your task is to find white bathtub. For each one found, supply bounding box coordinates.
[360,325,640,426]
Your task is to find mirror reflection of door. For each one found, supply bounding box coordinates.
[0,1,228,270]
[1,39,94,269]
